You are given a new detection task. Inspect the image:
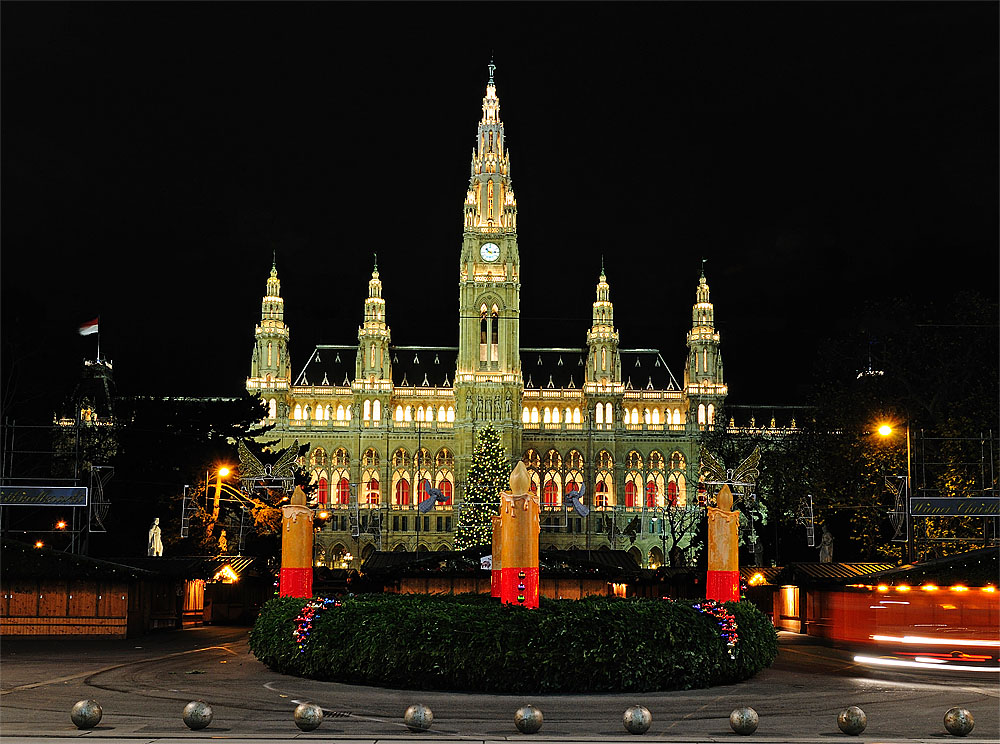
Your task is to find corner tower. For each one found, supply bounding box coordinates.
[455,62,523,453]
[684,262,726,429]
[248,257,291,419]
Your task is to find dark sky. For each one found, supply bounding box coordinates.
[3,2,997,422]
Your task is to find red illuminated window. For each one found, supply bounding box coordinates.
[646,481,657,508]
[317,478,328,504]
[337,478,350,505]
[624,481,638,508]
[543,480,559,506]
[395,479,410,506]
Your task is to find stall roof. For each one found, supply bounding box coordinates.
[771,562,895,587]
[865,547,998,586]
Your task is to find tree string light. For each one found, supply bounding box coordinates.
[292,597,341,653]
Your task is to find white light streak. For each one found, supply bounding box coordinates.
[870,634,1000,648]
[854,655,1000,673]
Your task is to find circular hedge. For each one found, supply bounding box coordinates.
[250,593,778,693]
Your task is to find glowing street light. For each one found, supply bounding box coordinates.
[55,520,67,530]
[206,466,232,538]
[877,420,913,562]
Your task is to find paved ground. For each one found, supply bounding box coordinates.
[1,626,997,743]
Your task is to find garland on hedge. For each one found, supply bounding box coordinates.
[691,599,739,659]
[292,597,341,652]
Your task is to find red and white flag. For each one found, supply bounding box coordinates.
[78,318,99,336]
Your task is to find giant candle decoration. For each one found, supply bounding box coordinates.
[499,462,540,608]
[280,486,314,598]
[706,483,740,603]
[491,514,502,598]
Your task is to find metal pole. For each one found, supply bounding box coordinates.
[905,422,913,563]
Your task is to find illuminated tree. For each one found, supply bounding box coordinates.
[454,425,509,550]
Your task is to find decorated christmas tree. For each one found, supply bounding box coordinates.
[454,425,510,550]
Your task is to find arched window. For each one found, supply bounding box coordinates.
[395,478,410,506]
[446,406,455,422]
[268,398,277,419]
[438,405,445,422]
[337,477,350,505]
[491,305,499,362]
[531,407,539,424]
[605,402,613,425]
[417,406,425,422]
[293,404,302,420]
[551,407,560,424]
[317,478,329,504]
[522,407,530,424]
[315,405,323,421]
[543,479,559,506]
[367,478,380,505]
[333,448,350,467]
[651,408,659,425]
[707,403,715,426]
[643,408,651,425]
[595,481,609,508]
[373,399,381,421]
[596,403,604,425]
[645,481,658,508]
[573,407,581,424]
[267,342,272,366]
[624,481,638,508]
[363,399,371,421]
[479,304,488,363]
[395,405,404,422]
[698,403,706,425]
[543,407,551,424]
[405,406,413,422]
[673,408,681,426]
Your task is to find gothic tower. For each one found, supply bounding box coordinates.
[355,257,392,422]
[684,262,726,429]
[585,265,623,430]
[248,257,291,420]
[455,61,523,456]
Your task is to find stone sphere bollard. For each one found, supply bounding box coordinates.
[70,699,103,729]
[404,703,434,732]
[623,705,652,734]
[294,702,324,732]
[837,706,867,736]
[182,700,214,730]
[943,707,975,737]
[514,704,543,734]
[729,707,759,735]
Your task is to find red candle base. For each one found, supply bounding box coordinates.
[491,569,501,597]
[500,566,539,608]
[279,566,313,598]
[706,569,740,603]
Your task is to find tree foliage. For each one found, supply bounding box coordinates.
[454,426,510,551]
[709,291,998,564]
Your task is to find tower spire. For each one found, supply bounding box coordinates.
[463,62,516,232]
[488,57,495,85]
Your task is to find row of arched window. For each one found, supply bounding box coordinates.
[287,401,458,424]
[310,447,455,508]
[521,405,688,427]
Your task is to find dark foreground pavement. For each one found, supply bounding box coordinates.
[1,626,997,744]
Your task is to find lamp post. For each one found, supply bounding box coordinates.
[879,422,913,562]
[206,466,231,539]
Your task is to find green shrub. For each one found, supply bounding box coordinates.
[249,594,778,693]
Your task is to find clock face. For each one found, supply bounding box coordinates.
[480,242,501,262]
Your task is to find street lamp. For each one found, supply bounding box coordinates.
[207,466,231,538]
[878,422,913,562]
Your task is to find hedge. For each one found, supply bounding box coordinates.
[250,594,778,693]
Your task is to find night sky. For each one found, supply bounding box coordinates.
[3,2,997,422]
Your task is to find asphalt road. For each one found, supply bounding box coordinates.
[1,626,997,743]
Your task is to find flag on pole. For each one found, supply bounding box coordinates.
[78,318,99,336]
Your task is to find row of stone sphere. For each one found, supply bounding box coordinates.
[70,699,976,737]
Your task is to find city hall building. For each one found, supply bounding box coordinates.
[246,69,726,568]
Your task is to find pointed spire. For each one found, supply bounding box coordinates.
[488,57,496,85]
[373,251,378,273]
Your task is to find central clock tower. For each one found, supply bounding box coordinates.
[456,62,522,458]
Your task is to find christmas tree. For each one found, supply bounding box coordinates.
[454,425,511,550]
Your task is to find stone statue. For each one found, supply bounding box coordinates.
[218,529,228,553]
[147,517,163,557]
[818,525,834,563]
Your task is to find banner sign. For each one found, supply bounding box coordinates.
[0,486,88,507]
[911,497,1000,517]
[480,555,493,570]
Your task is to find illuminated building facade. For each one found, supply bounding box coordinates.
[246,68,727,568]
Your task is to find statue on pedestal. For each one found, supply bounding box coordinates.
[147,517,163,557]
[818,525,834,563]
